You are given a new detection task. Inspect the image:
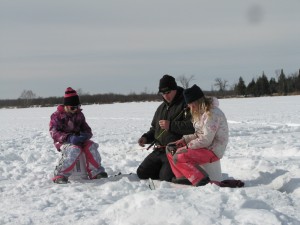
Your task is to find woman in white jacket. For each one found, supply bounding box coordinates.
[166,84,229,186]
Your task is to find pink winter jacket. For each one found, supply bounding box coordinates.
[182,99,229,159]
[49,105,92,151]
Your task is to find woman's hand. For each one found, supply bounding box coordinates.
[175,138,186,148]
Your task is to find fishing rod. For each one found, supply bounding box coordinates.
[146,107,188,150]
[146,130,165,150]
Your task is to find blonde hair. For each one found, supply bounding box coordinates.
[64,106,76,114]
[190,97,213,122]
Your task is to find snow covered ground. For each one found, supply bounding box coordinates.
[0,95,300,225]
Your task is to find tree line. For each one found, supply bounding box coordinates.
[233,69,300,97]
[0,69,299,108]
[0,92,161,109]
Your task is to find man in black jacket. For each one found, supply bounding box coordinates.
[137,74,194,181]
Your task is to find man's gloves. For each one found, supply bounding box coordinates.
[68,132,90,145]
[138,137,147,147]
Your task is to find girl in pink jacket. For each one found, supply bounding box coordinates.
[49,87,107,184]
[166,84,229,186]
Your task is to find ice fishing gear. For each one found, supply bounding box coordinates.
[146,130,165,150]
[166,143,177,155]
[146,107,188,150]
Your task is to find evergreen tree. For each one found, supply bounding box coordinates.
[255,77,263,97]
[255,72,270,96]
[277,69,288,95]
[234,77,247,96]
[269,78,277,95]
[261,72,271,95]
[247,79,257,96]
[288,70,300,93]
[296,69,300,92]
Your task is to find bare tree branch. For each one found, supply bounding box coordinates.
[177,75,195,89]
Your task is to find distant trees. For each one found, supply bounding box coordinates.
[256,72,270,96]
[1,69,300,108]
[269,78,277,94]
[19,90,37,99]
[277,69,288,95]
[246,79,256,96]
[234,77,247,96]
[19,90,37,107]
[0,92,161,109]
[295,70,300,91]
[233,69,300,97]
[214,78,228,93]
[177,75,195,89]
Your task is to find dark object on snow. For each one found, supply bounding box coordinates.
[95,172,108,179]
[212,179,245,188]
[53,176,68,184]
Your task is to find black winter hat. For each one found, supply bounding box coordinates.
[159,74,177,93]
[63,87,80,106]
[183,84,204,104]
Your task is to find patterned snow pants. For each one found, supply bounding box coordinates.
[53,140,105,179]
[166,147,219,185]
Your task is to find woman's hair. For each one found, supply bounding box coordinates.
[190,97,213,122]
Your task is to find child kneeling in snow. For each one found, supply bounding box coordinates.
[49,87,107,184]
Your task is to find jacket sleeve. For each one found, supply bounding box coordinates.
[141,111,157,144]
[169,108,194,135]
[184,112,219,149]
[80,114,93,139]
[49,112,70,144]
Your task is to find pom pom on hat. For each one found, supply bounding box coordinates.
[183,84,204,104]
[63,87,80,106]
[159,74,177,93]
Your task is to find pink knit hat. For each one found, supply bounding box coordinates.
[63,87,80,106]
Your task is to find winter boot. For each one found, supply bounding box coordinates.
[171,177,192,185]
[95,172,108,179]
[53,176,68,184]
[195,177,210,187]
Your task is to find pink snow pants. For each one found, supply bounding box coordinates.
[53,140,105,180]
[167,147,219,185]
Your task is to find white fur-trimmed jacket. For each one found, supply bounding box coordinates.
[182,99,229,159]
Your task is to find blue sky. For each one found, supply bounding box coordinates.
[1,0,300,99]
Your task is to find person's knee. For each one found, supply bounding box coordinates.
[159,172,174,182]
[136,166,148,179]
[66,146,81,158]
[84,142,98,153]
[159,164,174,182]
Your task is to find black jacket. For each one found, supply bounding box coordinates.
[142,87,195,146]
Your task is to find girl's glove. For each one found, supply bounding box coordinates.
[68,133,89,145]
[79,132,90,141]
[175,138,187,148]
